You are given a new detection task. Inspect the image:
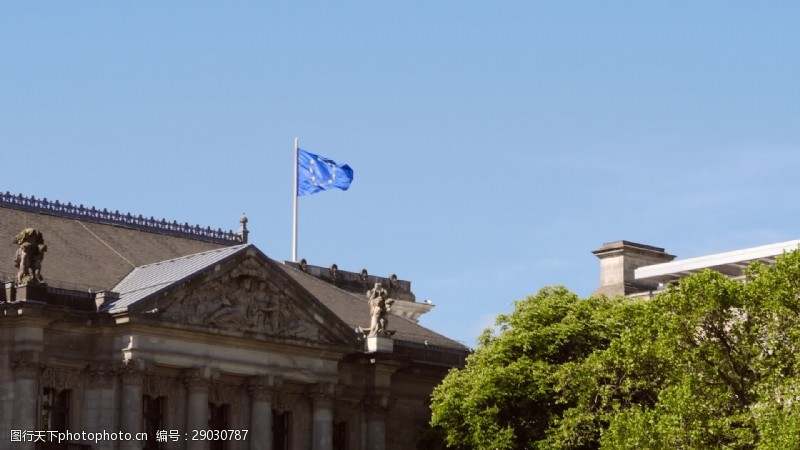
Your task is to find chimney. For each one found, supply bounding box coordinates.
[592,241,675,297]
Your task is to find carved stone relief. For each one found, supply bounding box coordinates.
[41,366,83,391]
[183,367,214,389]
[210,382,239,406]
[273,390,302,413]
[87,362,118,389]
[11,351,41,379]
[246,375,282,402]
[158,261,326,341]
[145,375,176,398]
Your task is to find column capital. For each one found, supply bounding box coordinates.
[11,350,41,379]
[121,359,146,386]
[308,382,339,410]
[145,374,175,399]
[247,375,282,402]
[362,393,391,418]
[41,366,83,391]
[87,362,118,389]
[273,391,301,413]
[183,367,213,391]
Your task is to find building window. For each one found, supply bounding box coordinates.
[272,410,291,450]
[208,403,229,450]
[333,420,347,450]
[40,388,69,432]
[143,395,164,450]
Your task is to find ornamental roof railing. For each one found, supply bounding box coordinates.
[1,192,244,245]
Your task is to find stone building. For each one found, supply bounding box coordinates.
[0,193,469,450]
[592,239,800,297]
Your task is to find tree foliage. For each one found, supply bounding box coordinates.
[429,249,800,449]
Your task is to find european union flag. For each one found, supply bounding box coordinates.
[297,148,354,196]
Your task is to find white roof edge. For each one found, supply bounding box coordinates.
[635,239,800,280]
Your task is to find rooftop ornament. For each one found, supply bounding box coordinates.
[357,282,395,338]
[0,192,243,245]
[13,228,47,286]
[329,263,339,282]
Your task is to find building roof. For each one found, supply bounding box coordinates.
[284,260,416,302]
[0,194,237,290]
[278,263,469,351]
[106,244,251,312]
[635,239,800,284]
[1,192,469,354]
[104,244,469,351]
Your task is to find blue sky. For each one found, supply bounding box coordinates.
[2,2,799,346]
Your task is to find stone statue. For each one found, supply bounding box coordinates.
[13,228,47,285]
[329,264,339,282]
[358,282,395,337]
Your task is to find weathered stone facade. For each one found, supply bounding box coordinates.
[0,193,468,450]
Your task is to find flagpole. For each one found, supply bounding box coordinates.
[292,137,299,262]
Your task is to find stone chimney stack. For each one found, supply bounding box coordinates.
[592,241,675,297]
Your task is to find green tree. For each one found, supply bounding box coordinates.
[597,253,800,449]
[430,286,630,449]
[430,249,800,449]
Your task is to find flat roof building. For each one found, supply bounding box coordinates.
[593,239,800,298]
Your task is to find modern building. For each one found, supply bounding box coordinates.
[592,239,800,298]
[0,192,469,450]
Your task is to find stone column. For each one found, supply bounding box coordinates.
[84,363,118,450]
[310,383,335,450]
[362,359,397,450]
[0,352,15,444]
[293,397,312,450]
[121,361,145,450]
[247,376,280,450]
[11,351,40,450]
[184,368,211,450]
[363,395,389,450]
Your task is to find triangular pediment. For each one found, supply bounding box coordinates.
[125,247,358,345]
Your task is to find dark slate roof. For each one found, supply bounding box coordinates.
[1,195,468,353]
[278,263,469,351]
[106,244,251,312]
[104,243,468,351]
[0,205,230,291]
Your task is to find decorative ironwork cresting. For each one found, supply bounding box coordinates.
[1,192,244,245]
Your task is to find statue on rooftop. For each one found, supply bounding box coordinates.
[13,228,47,286]
[358,282,395,338]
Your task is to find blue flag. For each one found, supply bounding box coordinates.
[297,148,354,196]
